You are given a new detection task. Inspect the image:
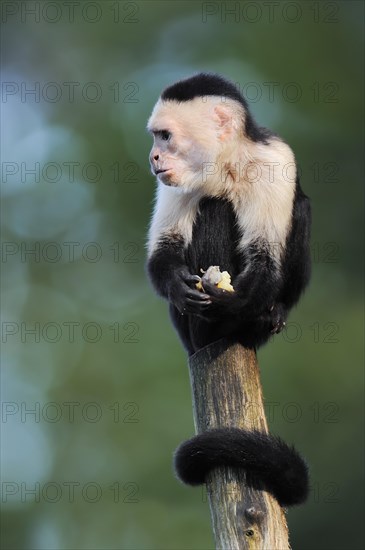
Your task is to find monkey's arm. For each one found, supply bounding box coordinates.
[202,250,280,321]
[147,236,212,315]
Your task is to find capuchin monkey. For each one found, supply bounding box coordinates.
[146,72,311,357]
[146,73,311,506]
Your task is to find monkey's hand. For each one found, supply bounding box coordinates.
[168,267,213,316]
[199,280,241,318]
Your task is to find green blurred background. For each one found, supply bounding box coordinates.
[1,1,364,548]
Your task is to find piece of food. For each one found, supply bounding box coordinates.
[217,270,234,292]
[195,279,203,291]
[195,266,234,292]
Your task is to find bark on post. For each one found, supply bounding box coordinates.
[188,338,290,550]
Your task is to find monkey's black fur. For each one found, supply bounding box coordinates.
[174,428,309,507]
[162,73,246,106]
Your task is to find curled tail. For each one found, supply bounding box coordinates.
[174,428,309,507]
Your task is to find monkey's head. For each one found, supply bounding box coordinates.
[147,73,256,193]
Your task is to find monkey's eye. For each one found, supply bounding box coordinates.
[160,130,171,141]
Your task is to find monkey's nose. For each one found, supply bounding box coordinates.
[153,154,159,161]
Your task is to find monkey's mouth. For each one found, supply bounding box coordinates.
[155,168,170,175]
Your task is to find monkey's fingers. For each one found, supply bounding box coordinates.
[185,288,212,302]
[185,297,212,309]
[182,288,212,312]
[183,298,212,315]
[184,274,201,286]
[202,280,229,299]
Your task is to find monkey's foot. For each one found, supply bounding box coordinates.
[269,304,287,334]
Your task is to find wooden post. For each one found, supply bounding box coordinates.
[188,338,290,550]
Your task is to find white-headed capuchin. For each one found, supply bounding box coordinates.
[146,72,311,357]
[146,73,311,506]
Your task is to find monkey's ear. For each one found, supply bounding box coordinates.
[214,105,233,141]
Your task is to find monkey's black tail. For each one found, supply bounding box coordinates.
[174,428,309,507]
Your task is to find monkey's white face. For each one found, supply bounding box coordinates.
[148,129,211,191]
[147,98,226,193]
